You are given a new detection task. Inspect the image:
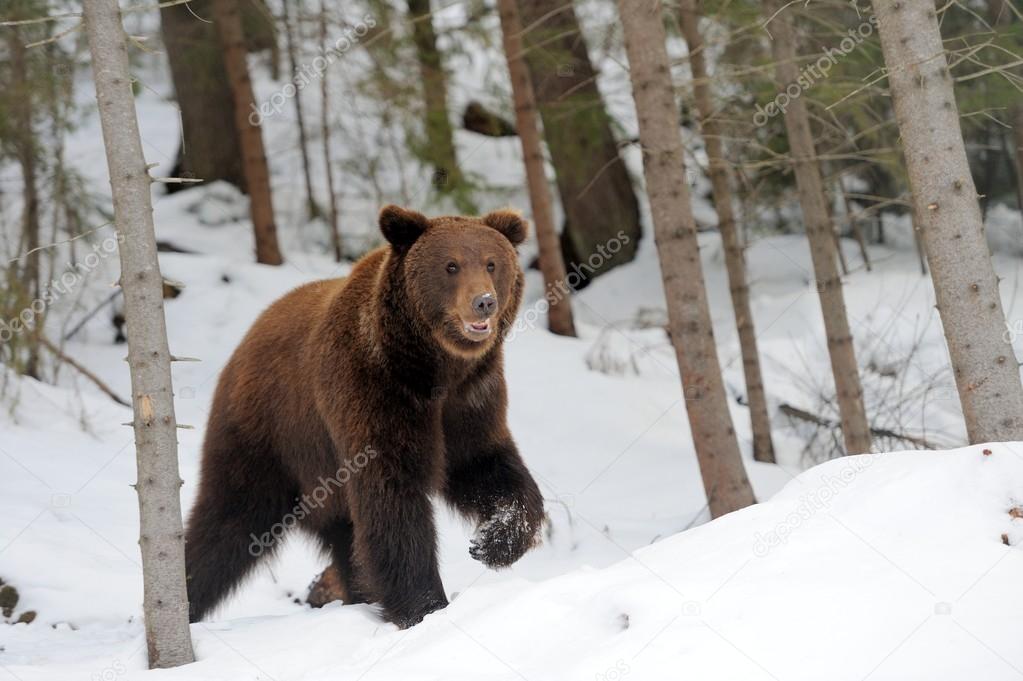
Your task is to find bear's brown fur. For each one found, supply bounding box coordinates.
[184,206,544,628]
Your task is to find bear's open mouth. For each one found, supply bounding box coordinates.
[463,319,492,339]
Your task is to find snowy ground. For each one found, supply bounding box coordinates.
[3,4,1023,679]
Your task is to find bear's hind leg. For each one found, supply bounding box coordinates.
[308,520,369,607]
[184,439,298,622]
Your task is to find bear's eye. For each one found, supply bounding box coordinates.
[486,261,496,273]
[446,262,459,274]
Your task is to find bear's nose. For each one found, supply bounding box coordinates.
[472,293,498,319]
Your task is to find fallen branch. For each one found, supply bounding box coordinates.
[779,402,939,450]
[39,335,130,407]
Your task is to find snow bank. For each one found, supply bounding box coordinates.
[2,442,1020,679]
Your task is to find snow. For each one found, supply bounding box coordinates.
[2,3,1023,679]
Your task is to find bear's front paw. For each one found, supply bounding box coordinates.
[469,500,542,569]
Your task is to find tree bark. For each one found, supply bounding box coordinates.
[763,0,872,454]
[81,0,195,667]
[677,0,774,463]
[870,0,1023,442]
[319,0,342,262]
[616,0,755,518]
[517,0,642,284]
[212,0,284,265]
[405,0,466,204]
[497,0,576,337]
[282,0,322,220]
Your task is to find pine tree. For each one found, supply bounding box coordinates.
[616,0,755,517]
[869,0,1023,442]
[677,0,775,463]
[517,0,642,283]
[211,0,284,265]
[81,0,195,666]
[762,0,872,454]
[496,0,576,337]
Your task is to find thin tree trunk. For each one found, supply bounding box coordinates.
[985,0,1023,221]
[318,0,342,262]
[839,178,872,272]
[910,202,928,276]
[282,0,321,220]
[1014,107,1023,217]
[7,25,42,378]
[870,0,1023,442]
[81,0,195,667]
[497,0,576,337]
[405,0,466,205]
[212,0,284,265]
[763,0,872,454]
[831,217,850,276]
[616,0,755,518]
[518,0,642,284]
[677,0,774,463]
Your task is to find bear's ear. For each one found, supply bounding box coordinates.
[379,205,429,250]
[483,209,529,246]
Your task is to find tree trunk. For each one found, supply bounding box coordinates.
[763,0,872,454]
[405,0,467,205]
[517,0,642,284]
[985,0,1023,218]
[6,25,42,378]
[212,0,284,265]
[282,0,322,220]
[838,178,872,272]
[1015,107,1023,216]
[616,0,755,518]
[159,0,245,191]
[677,0,774,463]
[870,0,1023,442]
[497,0,576,337]
[319,0,342,262]
[81,0,195,667]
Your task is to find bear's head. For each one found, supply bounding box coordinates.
[379,205,527,358]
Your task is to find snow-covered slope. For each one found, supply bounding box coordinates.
[3,427,1021,680]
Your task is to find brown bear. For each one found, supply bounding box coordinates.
[184,205,545,628]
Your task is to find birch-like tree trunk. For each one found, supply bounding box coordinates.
[81,0,195,667]
[870,0,1023,442]
[319,0,342,262]
[763,0,872,454]
[496,0,576,337]
[677,0,774,463]
[616,0,755,518]
[212,0,284,265]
